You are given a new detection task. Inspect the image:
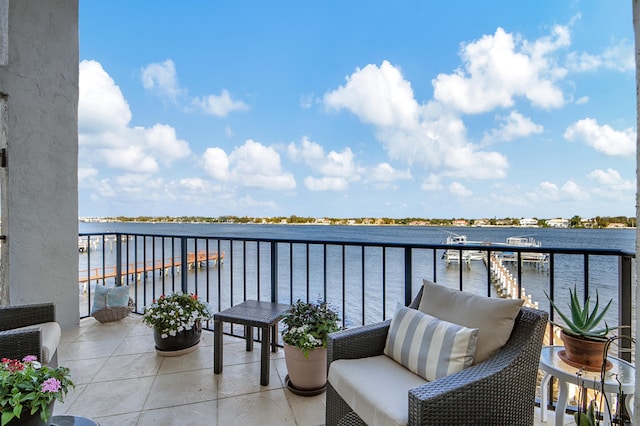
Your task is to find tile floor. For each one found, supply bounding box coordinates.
[54,314,571,425]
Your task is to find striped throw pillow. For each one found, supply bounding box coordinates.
[384,304,478,381]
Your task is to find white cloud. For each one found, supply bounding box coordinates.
[79,60,191,175]
[535,180,589,202]
[141,59,249,117]
[564,118,636,156]
[567,39,634,73]
[433,26,566,113]
[421,174,443,191]
[323,62,510,181]
[79,60,131,133]
[141,59,184,101]
[304,176,348,191]
[202,140,296,190]
[192,90,249,117]
[365,163,412,184]
[482,111,543,144]
[202,147,230,181]
[323,60,419,129]
[575,96,589,105]
[78,167,98,184]
[449,182,472,197]
[288,137,362,190]
[588,168,635,191]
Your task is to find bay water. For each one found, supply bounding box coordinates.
[79,222,635,328]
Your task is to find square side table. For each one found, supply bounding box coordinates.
[213,300,290,386]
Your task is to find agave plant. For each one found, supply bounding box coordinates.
[545,285,612,341]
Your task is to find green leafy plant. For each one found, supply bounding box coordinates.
[574,399,596,426]
[281,300,341,357]
[545,285,612,341]
[0,355,74,426]
[143,292,212,338]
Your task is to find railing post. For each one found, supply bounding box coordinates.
[181,237,188,293]
[115,233,122,286]
[618,255,633,361]
[271,241,278,303]
[405,247,412,306]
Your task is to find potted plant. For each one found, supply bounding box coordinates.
[545,285,612,370]
[0,355,74,426]
[143,292,212,354]
[281,299,341,393]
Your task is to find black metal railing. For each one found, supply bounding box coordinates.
[78,231,635,360]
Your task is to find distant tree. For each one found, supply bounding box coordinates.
[570,215,582,228]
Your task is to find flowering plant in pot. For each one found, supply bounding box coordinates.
[143,292,212,352]
[281,300,341,392]
[545,285,612,370]
[0,355,74,426]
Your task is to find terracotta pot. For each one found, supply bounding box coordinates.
[284,343,327,391]
[560,330,607,371]
[154,322,202,352]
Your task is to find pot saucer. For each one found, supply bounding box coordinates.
[558,349,612,371]
[285,374,326,396]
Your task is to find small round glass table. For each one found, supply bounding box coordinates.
[50,415,99,426]
[539,345,635,426]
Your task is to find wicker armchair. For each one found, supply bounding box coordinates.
[0,303,59,367]
[326,288,548,426]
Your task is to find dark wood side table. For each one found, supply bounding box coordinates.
[213,300,290,386]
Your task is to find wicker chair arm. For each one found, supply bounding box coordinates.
[327,320,391,364]
[0,303,55,331]
[407,307,548,425]
[0,328,43,362]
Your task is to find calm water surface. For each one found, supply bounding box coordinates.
[79,223,635,328]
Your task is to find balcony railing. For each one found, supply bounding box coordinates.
[78,231,635,361]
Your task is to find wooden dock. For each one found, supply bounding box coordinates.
[79,251,224,289]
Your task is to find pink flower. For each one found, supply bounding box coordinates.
[41,378,61,393]
[22,355,38,363]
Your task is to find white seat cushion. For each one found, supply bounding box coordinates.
[328,355,428,426]
[12,322,61,364]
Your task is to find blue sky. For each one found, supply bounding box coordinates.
[78,1,636,219]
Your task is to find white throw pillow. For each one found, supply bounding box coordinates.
[418,279,523,364]
[384,303,478,381]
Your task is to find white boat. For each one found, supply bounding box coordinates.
[442,233,485,264]
[500,236,548,264]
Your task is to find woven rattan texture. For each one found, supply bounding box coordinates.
[326,289,548,426]
[0,303,58,366]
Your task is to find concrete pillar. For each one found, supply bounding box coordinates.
[0,0,79,329]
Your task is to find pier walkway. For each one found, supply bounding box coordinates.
[79,251,224,290]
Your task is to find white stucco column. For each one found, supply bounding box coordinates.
[0,0,79,328]
[634,1,640,423]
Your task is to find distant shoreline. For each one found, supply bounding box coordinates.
[78,216,636,230]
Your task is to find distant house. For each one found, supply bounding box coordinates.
[452,219,468,227]
[546,218,569,228]
[519,218,538,227]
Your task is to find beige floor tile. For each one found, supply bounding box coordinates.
[214,360,283,397]
[58,338,123,361]
[92,352,163,382]
[112,333,157,356]
[53,383,87,416]
[157,344,214,374]
[93,411,141,426]
[144,368,218,410]
[53,315,565,426]
[61,357,110,385]
[65,376,155,418]
[138,401,218,426]
[217,389,297,426]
